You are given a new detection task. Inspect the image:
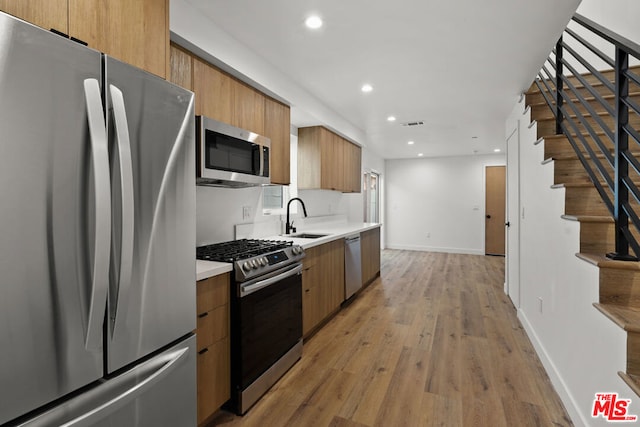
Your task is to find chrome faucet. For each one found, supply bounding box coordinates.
[286,197,308,234]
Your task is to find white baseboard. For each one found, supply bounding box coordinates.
[518,310,587,427]
[385,243,484,256]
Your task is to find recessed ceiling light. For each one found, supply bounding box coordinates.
[418,153,424,157]
[494,148,501,152]
[305,15,323,29]
[387,116,396,122]
[361,84,373,93]
[407,141,415,145]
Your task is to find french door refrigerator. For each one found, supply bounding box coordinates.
[0,11,197,426]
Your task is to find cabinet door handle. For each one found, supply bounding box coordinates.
[198,348,209,355]
[198,312,209,318]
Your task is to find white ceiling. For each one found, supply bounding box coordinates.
[178,0,581,159]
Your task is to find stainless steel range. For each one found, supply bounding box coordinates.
[196,239,305,414]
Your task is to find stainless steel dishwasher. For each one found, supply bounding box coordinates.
[344,234,363,300]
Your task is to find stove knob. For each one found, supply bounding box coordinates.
[242,261,252,272]
[293,246,302,255]
[251,260,259,269]
[260,257,268,266]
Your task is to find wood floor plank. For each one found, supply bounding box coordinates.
[421,392,463,427]
[203,250,572,427]
[371,346,431,427]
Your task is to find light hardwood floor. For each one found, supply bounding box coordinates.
[207,250,573,427]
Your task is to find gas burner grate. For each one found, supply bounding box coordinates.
[196,239,293,263]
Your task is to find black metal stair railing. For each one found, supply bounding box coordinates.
[534,13,640,260]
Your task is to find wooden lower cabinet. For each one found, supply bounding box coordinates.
[196,273,230,425]
[197,338,230,425]
[302,240,345,336]
[361,227,381,287]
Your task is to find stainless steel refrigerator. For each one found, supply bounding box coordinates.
[0,11,197,426]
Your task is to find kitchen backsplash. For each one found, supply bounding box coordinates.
[196,186,355,246]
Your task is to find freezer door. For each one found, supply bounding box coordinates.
[0,13,105,425]
[14,335,197,427]
[104,56,196,372]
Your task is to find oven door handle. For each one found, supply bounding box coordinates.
[241,263,303,297]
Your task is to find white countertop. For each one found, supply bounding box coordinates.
[195,222,381,281]
[265,222,381,249]
[196,260,233,281]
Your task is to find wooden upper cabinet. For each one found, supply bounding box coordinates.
[169,43,193,91]
[346,142,362,192]
[264,98,291,185]
[1,0,170,78]
[68,0,169,78]
[193,58,232,122]
[297,126,322,189]
[0,0,68,34]
[232,82,264,135]
[298,126,361,193]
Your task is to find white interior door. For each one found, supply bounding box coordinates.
[506,122,521,308]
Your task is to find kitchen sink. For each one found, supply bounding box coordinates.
[289,233,329,239]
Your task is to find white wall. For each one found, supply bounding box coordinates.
[385,153,505,255]
[559,0,640,75]
[576,0,640,42]
[508,96,629,427]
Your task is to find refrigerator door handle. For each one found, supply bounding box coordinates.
[17,345,191,427]
[108,84,135,336]
[83,78,111,351]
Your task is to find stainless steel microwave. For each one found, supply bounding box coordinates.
[196,116,271,187]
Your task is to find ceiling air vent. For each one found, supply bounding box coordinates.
[400,120,425,127]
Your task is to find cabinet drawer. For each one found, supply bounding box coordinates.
[196,273,230,315]
[196,303,228,351]
[197,337,230,424]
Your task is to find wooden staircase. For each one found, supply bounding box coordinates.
[525,67,640,396]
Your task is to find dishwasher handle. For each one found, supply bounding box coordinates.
[345,234,360,243]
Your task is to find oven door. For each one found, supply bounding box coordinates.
[233,263,303,390]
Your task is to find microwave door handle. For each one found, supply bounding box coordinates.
[259,144,264,177]
[83,79,111,351]
[108,85,135,336]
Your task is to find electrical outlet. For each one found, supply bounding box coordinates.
[242,206,251,220]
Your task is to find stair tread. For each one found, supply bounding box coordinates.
[552,182,598,188]
[542,132,607,141]
[537,110,625,122]
[577,253,640,271]
[594,303,640,332]
[561,214,613,223]
[527,91,640,108]
[527,65,640,94]
[619,372,640,398]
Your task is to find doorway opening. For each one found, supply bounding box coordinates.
[363,171,380,223]
[485,165,506,256]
